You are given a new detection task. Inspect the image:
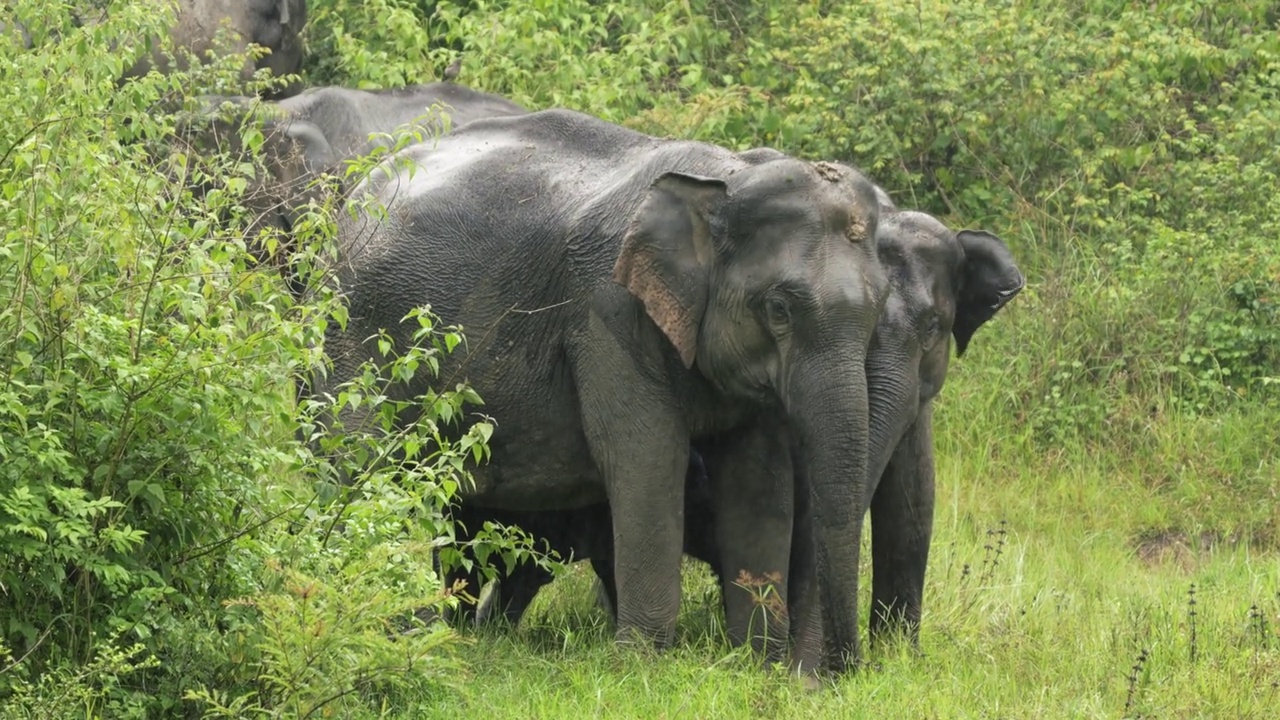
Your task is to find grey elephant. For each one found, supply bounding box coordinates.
[122,0,309,99]
[783,193,1024,666]
[4,1,307,99]
[177,82,528,292]
[318,108,889,672]
[463,187,1023,670]
[859,197,1023,643]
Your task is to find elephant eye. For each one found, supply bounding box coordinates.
[763,295,792,327]
[921,310,942,346]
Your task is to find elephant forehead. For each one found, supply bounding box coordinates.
[729,181,873,246]
[882,211,952,248]
[720,237,881,311]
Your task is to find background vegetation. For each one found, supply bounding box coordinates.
[2,0,1277,717]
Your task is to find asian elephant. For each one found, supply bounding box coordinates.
[176,82,528,293]
[4,1,308,99]
[464,188,1023,671]
[316,108,889,672]
[126,0,309,98]
[858,199,1024,640]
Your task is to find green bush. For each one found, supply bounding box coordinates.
[0,2,543,715]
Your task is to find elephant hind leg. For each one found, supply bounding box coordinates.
[489,563,556,627]
[700,421,795,664]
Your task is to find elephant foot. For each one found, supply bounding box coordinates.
[613,623,676,652]
[792,671,825,693]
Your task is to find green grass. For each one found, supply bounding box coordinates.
[398,359,1279,719]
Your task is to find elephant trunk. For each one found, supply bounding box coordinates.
[864,347,917,498]
[788,351,870,673]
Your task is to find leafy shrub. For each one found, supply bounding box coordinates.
[0,2,541,715]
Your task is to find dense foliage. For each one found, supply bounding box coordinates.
[2,0,1277,717]
[0,2,530,716]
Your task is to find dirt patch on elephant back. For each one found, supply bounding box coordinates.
[1132,529,1261,571]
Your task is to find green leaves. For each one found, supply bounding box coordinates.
[0,1,511,711]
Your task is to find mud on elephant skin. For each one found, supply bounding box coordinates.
[316,108,888,671]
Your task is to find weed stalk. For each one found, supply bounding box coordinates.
[1124,647,1149,716]
[1187,583,1197,664]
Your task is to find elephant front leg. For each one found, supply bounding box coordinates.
[603,440,689,649]
[578,398,688,648]
[868,409,936,647]
[701,421,795,663]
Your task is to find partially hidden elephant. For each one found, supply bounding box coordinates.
[317,108,889,672]
[4,1,308,99]
[177,82,528,292]
[463,186,1024,671]
[856,195,1024,644]
[125,0,309,98]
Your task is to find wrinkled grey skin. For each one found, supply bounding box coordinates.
[178,83,528,293]
[474,191,1023,674]
[319,108,887,671]
[4,2,307,99]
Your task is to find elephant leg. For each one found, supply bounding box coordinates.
[490,563,557,626]
[604,443,688,648]
[576,377,688,648]
[787,454,824,675]
[589,556,619,621]
[589,450,715,624]
[701,421,794,663]
[681,449,722,575]
[869,407,936,646]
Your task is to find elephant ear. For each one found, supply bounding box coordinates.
[953,229,1024,357]
[278,119,335,173]
[613,172,728,369]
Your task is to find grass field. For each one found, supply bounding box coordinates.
[409,356,1280,719]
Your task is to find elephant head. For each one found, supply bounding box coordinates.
[865,208,1024,484]
[613,158,889,670]
[121,0,308,99]
[172,95,342,295]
